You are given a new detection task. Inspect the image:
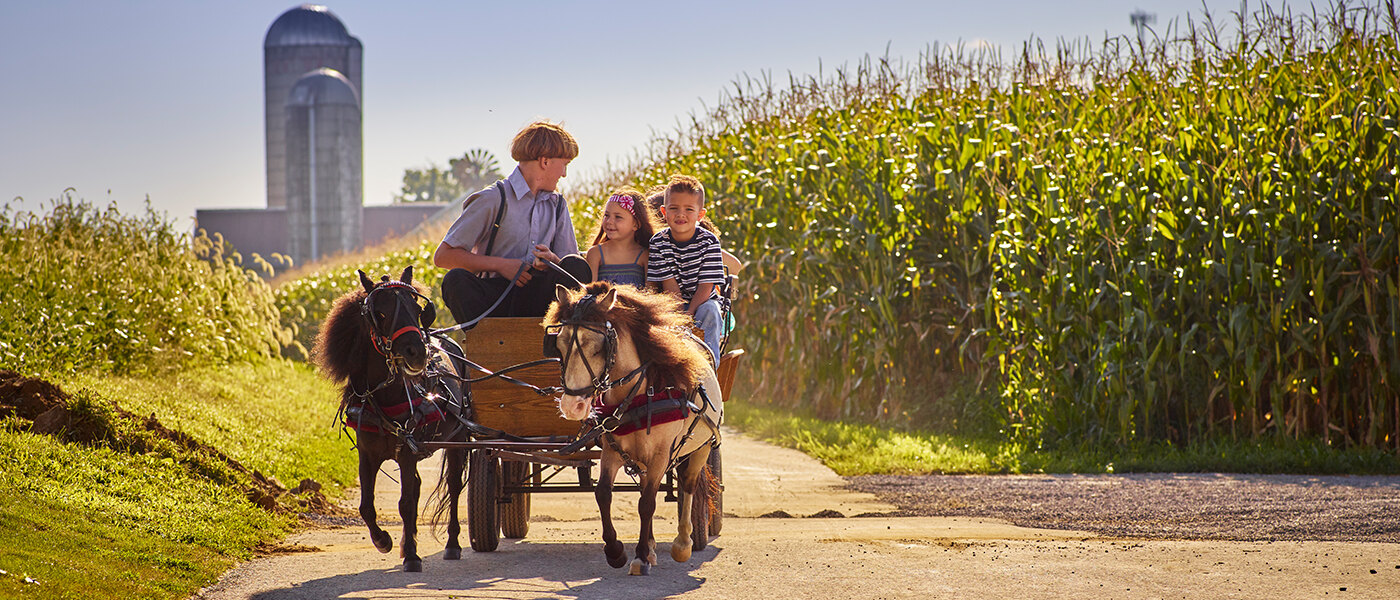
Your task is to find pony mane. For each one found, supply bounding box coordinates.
[314,287,370,388]
[544,281,711,391]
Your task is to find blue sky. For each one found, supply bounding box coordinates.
[0,1,1284,227]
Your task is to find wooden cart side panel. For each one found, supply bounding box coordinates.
[459,317,578,438]
[717,349,744,402]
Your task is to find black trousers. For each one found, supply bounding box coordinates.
[440,255,592,324]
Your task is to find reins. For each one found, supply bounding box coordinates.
[428,256,583,338]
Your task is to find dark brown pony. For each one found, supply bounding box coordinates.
[314,266,467,572]
[546,281,722,575]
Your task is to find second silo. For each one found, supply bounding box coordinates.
[285,68,362,264]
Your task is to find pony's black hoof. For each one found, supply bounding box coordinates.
[443,547,462,560]
[605,543,627,568]
[371,530,393,554]
[403,558,423,573]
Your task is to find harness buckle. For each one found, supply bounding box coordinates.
[599,414,622,432]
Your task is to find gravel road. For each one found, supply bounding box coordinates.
[849,472,1400,543]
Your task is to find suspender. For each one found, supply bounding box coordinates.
[482,180,508,257]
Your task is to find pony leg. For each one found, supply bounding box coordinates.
[443,447,466,560]
[594,452,627,569]
[359,450,393,554]
[671,446,710,562]
[397,449,423,572]
[629,470,662,576]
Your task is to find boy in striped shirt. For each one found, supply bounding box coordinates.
[647,175,726,363]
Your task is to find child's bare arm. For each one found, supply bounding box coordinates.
[585,246,602,281]
[686,282,716,316]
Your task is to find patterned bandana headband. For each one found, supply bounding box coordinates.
[607,194,635,212]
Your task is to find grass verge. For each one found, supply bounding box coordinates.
[0,359,352,599]
[725,401,1400,476]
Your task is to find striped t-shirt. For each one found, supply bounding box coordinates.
[646,228,725,302]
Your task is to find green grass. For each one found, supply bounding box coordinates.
[726,400,1400,476]
[0,359,354,599]
[0,490,232,600]
[62,361,355,494]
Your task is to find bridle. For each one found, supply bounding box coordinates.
[344,279,451,454]
[544,294,646,399]
[360,280,435,364]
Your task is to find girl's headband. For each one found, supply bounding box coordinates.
[607,194,635,212]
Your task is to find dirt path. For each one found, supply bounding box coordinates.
[195,430,1400,599]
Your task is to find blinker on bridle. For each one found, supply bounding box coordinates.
[362,280,436,358]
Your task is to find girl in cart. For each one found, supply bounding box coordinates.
[585,187,658,289]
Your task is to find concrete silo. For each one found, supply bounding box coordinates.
[285,68,362,264]
[264,4,361,210]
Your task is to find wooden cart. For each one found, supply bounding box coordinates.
[425,317,742,552]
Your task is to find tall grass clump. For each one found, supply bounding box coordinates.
[588,2,1400,451]
[0,194,286,375]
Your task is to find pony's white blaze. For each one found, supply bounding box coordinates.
[558,394,592,421]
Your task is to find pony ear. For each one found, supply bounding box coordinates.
[555,284,571,308]
[400,265,414,286]
[598,286,617,312]
[358,270,375,292]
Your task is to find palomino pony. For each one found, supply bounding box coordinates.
[546,281,723,575]
[314,266,468,572]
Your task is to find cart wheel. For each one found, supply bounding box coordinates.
[689,453,713,551]
[707,447,723,536]
[467,449,500,552]
[499,460,531,539]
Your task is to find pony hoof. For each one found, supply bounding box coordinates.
[605,542,627,568]
[403,558,423,573]
[628,559,650,576]
[443,547,462,560]
[671,541,691,563]
[371,531,393,554]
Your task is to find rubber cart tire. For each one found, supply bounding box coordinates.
[499,460,531,539]
[467,449,500,552]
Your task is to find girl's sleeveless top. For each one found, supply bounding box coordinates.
[597,247,647,288]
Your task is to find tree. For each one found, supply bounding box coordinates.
[394,148,503,204]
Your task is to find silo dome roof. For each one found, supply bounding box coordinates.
[265,5,356,47]
[287,68,360,107]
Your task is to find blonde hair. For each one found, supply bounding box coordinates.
[510,120,579,162]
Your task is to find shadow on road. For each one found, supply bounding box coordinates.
[249,540,723,600]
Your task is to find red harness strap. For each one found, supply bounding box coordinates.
[345,395,443,433]
[593,389,689,436]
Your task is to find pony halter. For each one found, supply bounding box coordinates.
[544,294,644,398]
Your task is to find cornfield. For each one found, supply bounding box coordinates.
[591,2,1400,450]
[0,194,286,375]
[270,240,444,360]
